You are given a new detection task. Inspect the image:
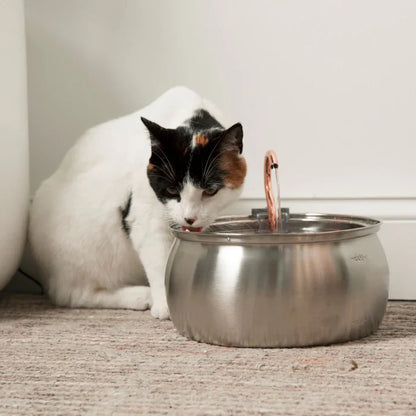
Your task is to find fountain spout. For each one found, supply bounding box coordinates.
[264,150,282,232]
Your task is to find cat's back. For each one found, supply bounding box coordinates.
[56,86,208,179]
[30,86,216,219]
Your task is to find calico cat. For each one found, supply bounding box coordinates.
[29,87,246,319]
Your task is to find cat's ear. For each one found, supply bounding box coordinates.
[141,117,168,144]
[221,123,244,154]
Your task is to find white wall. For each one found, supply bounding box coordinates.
[25,0,416,198]
[16,0,416,298]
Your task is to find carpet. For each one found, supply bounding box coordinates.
[0,294,415,415]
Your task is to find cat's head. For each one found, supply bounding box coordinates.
[142,113,246,231]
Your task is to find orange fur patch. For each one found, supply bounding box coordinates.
[147,163,155,170]
[194,134,209,147]
[220,153,247,189]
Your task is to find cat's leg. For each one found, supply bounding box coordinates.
[43,229,152,310]
[130,218,172,320]
[66,285,152,310]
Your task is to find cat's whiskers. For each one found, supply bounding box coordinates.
[161,211,177,227]
[202,138,223,181]
[204,149,229,182]
[152,149,176,182]
[156,147,176,180]
[152,155,175,182]
[148,173,173,181]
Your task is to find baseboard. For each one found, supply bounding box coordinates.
[222,197,416,220]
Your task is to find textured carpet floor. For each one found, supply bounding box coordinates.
[0,295,415,416]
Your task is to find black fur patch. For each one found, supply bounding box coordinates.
[119,192,132,235]
[142,109,243,204]
[187,109,223,131]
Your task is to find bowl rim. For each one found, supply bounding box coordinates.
[170,212,382,244]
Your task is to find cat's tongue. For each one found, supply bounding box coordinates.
[181,226,203,232]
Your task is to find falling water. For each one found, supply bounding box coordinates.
[274,167,282,232]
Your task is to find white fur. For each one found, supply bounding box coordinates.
[29,86,243,319]
[167,180,242,229]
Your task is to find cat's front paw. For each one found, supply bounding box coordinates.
[120,286,152,310]
[151,299,170,320]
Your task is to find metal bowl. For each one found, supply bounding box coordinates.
[165,210,389,347]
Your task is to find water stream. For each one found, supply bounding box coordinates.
[274,167,282,232]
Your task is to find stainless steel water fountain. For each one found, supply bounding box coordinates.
[165,151,389,347]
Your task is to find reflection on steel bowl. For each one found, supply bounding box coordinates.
[165,210,389,347]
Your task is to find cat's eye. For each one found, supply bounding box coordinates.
[203,188,219,197]
[166,186,179,196]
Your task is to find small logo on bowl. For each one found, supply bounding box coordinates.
[350,254,368,262]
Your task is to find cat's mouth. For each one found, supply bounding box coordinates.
[181,226,203,232]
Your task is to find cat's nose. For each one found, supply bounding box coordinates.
[184,217,196,225]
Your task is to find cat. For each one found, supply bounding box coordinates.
[29,86,247,319]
